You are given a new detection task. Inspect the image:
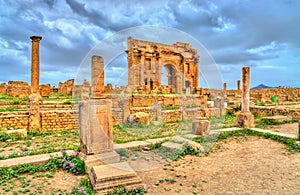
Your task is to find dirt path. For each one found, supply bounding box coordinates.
[138,136,300,194]
[265,122,298,135]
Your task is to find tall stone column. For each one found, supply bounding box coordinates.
[30,36,42,94]
[91,55,104,97]
[241,67,250,112]
[223,82,227,98]
[237,80,241,96]
[237,66,254,128]
[29,36,42,132]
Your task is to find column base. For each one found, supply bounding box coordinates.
[237,112,254,128]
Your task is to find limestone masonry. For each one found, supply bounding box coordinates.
[127,37,199,94]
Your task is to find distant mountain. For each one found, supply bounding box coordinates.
[251,84,274,90]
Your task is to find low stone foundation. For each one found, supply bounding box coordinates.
[0,110,78,132]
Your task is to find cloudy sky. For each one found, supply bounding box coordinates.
[1,0,299,89]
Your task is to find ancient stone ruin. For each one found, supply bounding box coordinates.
[0,83,7,94]
[58,79,74,95]
[7,81,31,98]
[127,37,199,94]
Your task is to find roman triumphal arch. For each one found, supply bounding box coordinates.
[126,37,199,94]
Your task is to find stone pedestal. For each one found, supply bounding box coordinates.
[29,93,42,132]
[79,99,113,155]
[192,117,210,136]
[214,97,226,116]
[89,162,142,194]
[237,112,254,128]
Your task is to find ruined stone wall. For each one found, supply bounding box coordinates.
[130,94,202,108]
[58,79,74,95]
[162,110,182,123]
[40,110,78,132]
[250,106,300,120]
[7,81,31,98]
[0,111,29,130]
[250,88,300,102]
[184,108,202,120]
[226,88,300,102]
[0,110,78,132]
[0,83,7,94]
[39,84,51,98]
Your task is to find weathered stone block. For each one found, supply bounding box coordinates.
[237,112,254,128]
[192,117,210,136]
[79,99,113,155]
[89,162,142,194]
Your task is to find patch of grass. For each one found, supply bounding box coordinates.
[115,148,130,158]
[163,106,178,110]
[106,184,149,195]
[0,107,18,112]
[63,101,72,105]
[113,121,191,143]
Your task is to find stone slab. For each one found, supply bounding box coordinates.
[0,151,74,168]
[89,162,142,194]
[114,141,151,150]
[82,151,120,171]
[145,137,170,145]
[5,129,27,137]
[161,142,184,150]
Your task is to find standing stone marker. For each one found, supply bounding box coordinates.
[29,36,42,132]
[237,66,254,128]
[79,99,113,154]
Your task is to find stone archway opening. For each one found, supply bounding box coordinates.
[162,64,177,92]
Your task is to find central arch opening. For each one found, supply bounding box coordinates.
[162,64,177,92]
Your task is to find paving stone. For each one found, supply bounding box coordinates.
[161,142,184,150]
[114,141,151,150]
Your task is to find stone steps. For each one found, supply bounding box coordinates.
[89,162,142,194]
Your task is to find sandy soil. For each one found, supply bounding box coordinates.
[265,122,299,135]
[137,136,300,194]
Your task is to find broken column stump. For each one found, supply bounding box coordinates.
[192,117,210,136]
